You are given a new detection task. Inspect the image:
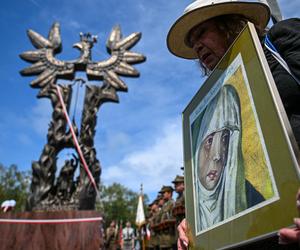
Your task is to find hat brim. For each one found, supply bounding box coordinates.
[167,2,270,59]
[172,180,184,184]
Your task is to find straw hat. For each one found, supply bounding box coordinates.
[172,175,184,184]
[159,185,174,193]
[167,0,270,59]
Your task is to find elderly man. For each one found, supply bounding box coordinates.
[167,0,300,247]
[167,0,300,146]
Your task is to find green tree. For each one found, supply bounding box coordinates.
[0,163,31,211]
[97,182,149,228]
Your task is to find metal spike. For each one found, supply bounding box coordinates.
[48,22,61,50]
[107,70,128,90]
[107,25,122,49]
[19,50,44,62]
[105,76,120,89]
[30,69,55,86]
[27,29,52,49]
[115,32,141,50]
[123,51,146,64]
[114,62,139,76]
[86,67,102,77]
[86,55,118,77]
[20,61,47,76]
[31,74,55,88]
[37,85,52,97]
[95,55,118,68]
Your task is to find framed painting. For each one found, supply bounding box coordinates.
[182,22,300,249]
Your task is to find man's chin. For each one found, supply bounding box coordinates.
[205,61,218,71]
[203,56,218,71]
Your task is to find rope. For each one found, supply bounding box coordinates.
[0,217,103,224]
[55,85,99,195]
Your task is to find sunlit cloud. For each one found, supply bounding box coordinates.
[102,118,183,199]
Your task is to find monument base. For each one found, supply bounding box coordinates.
[0,210,103,250]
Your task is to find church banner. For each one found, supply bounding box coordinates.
[182,22,300,249]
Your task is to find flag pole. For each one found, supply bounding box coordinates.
[135,183,146,250]
[141,184,145,250]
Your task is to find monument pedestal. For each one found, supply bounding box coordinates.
[0,210,103,250]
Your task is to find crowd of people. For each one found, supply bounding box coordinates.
[146,175,185,250]
[102,174,185,250]
[104,221,138,250]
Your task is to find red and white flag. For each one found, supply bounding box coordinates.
[146,226,151,241]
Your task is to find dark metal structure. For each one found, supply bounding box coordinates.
[20,22,145,211]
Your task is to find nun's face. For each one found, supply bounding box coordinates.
[198,128,230,190]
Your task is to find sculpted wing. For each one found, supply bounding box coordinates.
[86,25,146,91]
[20,22,75,89]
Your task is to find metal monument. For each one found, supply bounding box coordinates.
[20,22,145,211]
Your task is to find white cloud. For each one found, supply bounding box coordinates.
[278,0,300,18]
[102,118,183,199]
[106,132,131,152]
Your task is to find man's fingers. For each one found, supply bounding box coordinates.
[278,227,300,244]
[297,188,300,210]
[294,218,300,228]
[177,219,189,245]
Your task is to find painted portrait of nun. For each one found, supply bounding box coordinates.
[194,84,264,233]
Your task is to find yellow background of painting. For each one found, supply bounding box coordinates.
[225,66,274,199]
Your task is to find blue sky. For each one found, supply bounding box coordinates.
[0,0,299,203]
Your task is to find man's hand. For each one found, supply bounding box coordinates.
[177,218,189,250]
[278,188,300,244]
[297,188,300,211]
[278,224,300,244]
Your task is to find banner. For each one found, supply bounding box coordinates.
[135,194,146,227]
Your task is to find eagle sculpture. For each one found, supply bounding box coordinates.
[20,22,145,94]
[19,22,145,211]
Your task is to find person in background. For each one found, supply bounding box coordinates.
[147,198,160,250]
[159,186,176,250]
[172,175,185,223]
[105,220,119,250]
[1,200,16,212]
[171,175,185,247]
[122,221,135,250]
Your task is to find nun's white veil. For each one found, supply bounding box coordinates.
[194,84,247,232]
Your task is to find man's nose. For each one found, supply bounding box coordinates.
[193,40,204,53]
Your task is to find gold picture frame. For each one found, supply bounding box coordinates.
[182,22,300,249]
